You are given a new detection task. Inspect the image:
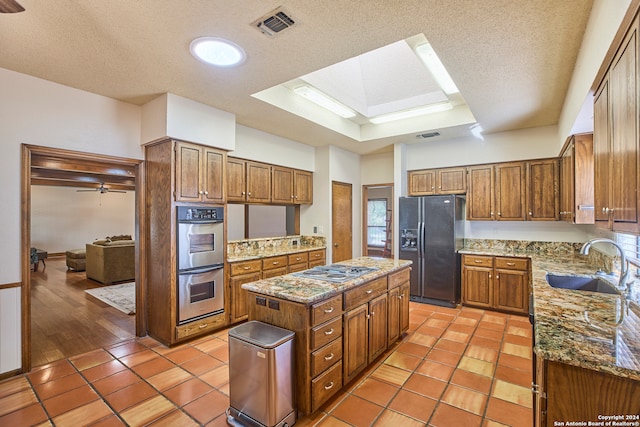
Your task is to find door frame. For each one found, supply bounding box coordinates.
[20,144,146,372]
[362,183,394,257]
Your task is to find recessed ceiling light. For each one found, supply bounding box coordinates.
[369,102,453,124]
[415,43,459,95]
[190,37,246,67]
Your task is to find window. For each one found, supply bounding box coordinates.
[367,199,388,247]
[617,233,640,273]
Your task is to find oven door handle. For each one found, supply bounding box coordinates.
[179,265,224,275]
[178,220,223,225]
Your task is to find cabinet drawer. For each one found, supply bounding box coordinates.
[262,267,287,279]
[343,277,387,310]
[495,257,529,271]
[230,260,262,276]
[463,255,494,267]
[388,268,410,289]
[262,255,288,271]
[288,252,309,265]
[309,249,326,261]
[288,262,308,273]
[311,339,342,377]
[311,361,342,413]
[175,313,226,340]
[311,316,342,350]
[311,294,343,326]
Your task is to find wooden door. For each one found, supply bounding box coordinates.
[246,161,271,203]
[272,166,294,204]
[230,272,260,323]
[203,148,225,203]
[493,269,528,313]
[408,170,436,195]
[495,162,526,221]
[594,82,611,229]
[610,20,639,233]
[462,265,493,308]
[560,141,575,222]
[527,159,559,221]
[399,282,410,334]
[387,287,400,344]
[437,167,467,194]
[175,142,203,202]
[467,165,494,220]
[368,294,388,362]
[343,304,369,383]
[227,158,247,202]
[332,181,352,262]
[294,170,313,204]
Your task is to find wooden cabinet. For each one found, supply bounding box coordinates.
[226,158,271,203]
[495,162,527,221]
[527,158,559,221]
[273,167,313,204]
[229,259,262,323]
[559,133,594,224]
[175,141,226,203]
[287,252,309,273]
[408,167,466,195]
[308,249,326,268]
[462,255,529,314]
[387,268,410,345]
[262,255,288,278]
[534,359,640,426]
[594,14,640,234]
[467,165,495,220]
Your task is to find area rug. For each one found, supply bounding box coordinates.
[85,282,135,315]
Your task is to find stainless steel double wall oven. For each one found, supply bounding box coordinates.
[176,206,224,324]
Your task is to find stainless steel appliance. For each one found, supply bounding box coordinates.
[177,206,225,324]
[292,264,378,283]
[227,321,296,427]
[399,195,465,307]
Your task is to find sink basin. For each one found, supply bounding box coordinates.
[545,274,619,295]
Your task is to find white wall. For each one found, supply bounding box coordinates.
[361,151,394,185]
[31,186,135,253]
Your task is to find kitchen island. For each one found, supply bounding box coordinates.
[241,257,412,416]
[460,242,640,426]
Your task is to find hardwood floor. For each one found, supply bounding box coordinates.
[30,256,135,368]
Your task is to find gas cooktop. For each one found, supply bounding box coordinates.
[292,264,379,283]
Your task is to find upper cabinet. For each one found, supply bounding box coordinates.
[495,162,527,221]
[526,158,559,221]
[408,167,466,195]
[228,157,313,205]
[559,133,594,224]
[175,141,226,203]
[594,13,640,233]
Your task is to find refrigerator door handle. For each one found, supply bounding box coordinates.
[419,221,425,255]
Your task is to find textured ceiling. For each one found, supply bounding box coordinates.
[0,0,593,154]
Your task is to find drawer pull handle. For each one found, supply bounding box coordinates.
[324,353,334,361]
[243,266,250,270]
[474,260,483,263]
[296,257,301,261]
[198,324,208,329]
[272,261,279,265]
[366,289,373,294]
[324,307,334,313]
[324,381,334,390]
[506,262,515,266]
[324,328,334,335]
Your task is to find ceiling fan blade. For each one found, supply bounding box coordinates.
[0,0,25,13]
[76,189,98,192]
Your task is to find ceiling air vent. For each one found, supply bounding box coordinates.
[416,132,441,139]
[253,8,295,37]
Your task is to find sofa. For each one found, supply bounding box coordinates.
[86,236,135,284]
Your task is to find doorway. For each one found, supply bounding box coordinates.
[21,144,145,372]
[331,181,352,262]
[362,184,394,258]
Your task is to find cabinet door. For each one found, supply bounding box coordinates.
[230,272,261,323]
[527,159,559,221]
[175,142,203,202]
[387,288,400,345]
[272,166,294,204]
[560,141,575,222]
[573,134,595,224]
[467,165,495,220]
[227,158,247,202]
[369,294,388,362]
[408,170,436,195]
[610,20,639,233]
[294,170,313,204]
[343,304,369,384]
[399,283,410,334]
[437,167,467,194]
[203,148,225,203]
[462,265,493,308]
[494,269,528,314]
[246,161,271,203]
[495,162,526,221]
[594,82,611,228]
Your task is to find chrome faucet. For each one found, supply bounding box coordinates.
[580,238,630,295]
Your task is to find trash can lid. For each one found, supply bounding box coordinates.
[229,321,295,348]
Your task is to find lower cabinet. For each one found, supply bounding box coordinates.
[462,255,530,314]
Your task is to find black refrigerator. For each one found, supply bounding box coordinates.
[398,195,465,307]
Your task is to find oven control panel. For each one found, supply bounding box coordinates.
[177,206,224,222]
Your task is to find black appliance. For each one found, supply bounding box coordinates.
[398,195,465,307]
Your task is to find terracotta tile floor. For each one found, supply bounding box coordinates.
[0,303,533,426]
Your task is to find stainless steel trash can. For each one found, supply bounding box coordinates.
[227,321,296,427]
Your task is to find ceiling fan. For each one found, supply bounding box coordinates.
[0,0,25,13]
[77,183,126,194]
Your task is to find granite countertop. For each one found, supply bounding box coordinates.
[241,256,412,305]
[460,247,640,381]
[227,244,326,263]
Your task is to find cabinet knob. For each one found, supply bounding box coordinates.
[528,212,532,216]
[199,190,204,195]
[497,212,502,216]
[204,191,209,195]
[496,275,500,279]
[241,191,246,195]
[248,192,252,196]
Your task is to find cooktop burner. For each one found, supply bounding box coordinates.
[293,264,379,283]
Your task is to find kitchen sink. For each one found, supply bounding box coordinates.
[545,274,619,295]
